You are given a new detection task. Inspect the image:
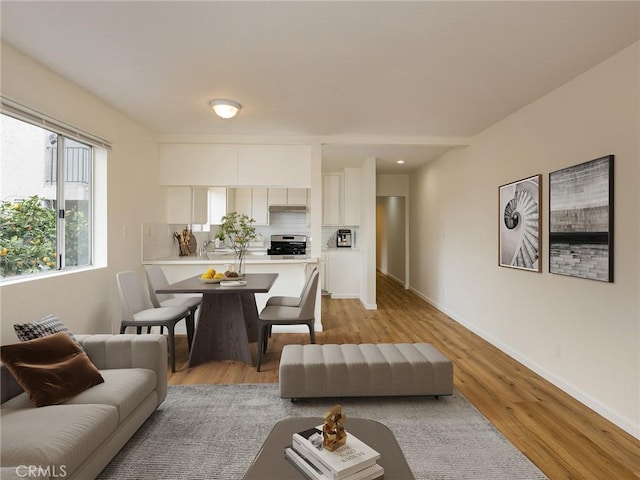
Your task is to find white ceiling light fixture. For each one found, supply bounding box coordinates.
[209,99,241,119]
[396,160,405,164]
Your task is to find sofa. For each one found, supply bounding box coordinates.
[1,334,168,480]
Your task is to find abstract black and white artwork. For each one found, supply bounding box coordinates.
[499,175,541,272]
[549,155,614,282]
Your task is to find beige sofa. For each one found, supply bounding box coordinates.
[1,334,168,480]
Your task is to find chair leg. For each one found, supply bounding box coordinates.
[120,325,126,334]
[136,326,142,334]
[308,321,315,344]
[262,324,270,354]
[256,322,265,372]
[186,311,195,351]
[167,324,176,373]
[147,326,152,334]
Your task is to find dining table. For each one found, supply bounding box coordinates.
[156,273,278,367]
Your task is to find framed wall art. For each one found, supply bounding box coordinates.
[549,155,614,282]
[499,174,541,272]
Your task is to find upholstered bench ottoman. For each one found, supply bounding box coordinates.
[279,343,453,399]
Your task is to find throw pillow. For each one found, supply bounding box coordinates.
[0,332,104,407]
[14,314,81,347]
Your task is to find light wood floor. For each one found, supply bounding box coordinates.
[168,272,640,480]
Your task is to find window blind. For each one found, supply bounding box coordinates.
[0,96,112,150]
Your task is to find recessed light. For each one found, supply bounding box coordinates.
[396,160,405,164]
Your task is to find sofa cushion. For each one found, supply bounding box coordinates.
[0,403,118,477]
[0,333,104,407]
[13,314,82,348]
[2,368,156,424]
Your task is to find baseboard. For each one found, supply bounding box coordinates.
[409,286,640,440]
[377,268,406,288]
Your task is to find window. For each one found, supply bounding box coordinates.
[1,113,97,279]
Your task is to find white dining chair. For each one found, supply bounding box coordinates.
[145,266,200,351]
[116,270,190,372]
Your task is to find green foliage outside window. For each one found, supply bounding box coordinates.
[0,195,88,277]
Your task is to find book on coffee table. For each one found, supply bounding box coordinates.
[285,447,383,480]
[292,426,381,480]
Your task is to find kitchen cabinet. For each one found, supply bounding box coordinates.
[237,145,311,186]
[287,188,308,205]
[343,168,361,226]
[325,249,360,298]
[322,169,361,226]
[159,144,238,186]
[268,188,309,205]
[160,143,311,187]
[166,187,208,224]
[322,174,342,226]
[232,187,268,225]
[207,187,231,225]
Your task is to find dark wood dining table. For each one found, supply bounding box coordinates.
[156,273,278,367]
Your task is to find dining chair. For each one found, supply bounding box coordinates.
[263,266,318,341]
[265,266,318,308]
[144,266,200,351]
[116,270,191,373]
[256,268,319,372]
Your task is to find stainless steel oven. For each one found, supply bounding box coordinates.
[267,234,307,256]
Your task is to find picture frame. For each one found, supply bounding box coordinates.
[498,174,542,272]
[549,155,614,282]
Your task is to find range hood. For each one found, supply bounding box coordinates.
[269,205,308,213]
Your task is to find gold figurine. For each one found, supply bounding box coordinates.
[322,404,347,451]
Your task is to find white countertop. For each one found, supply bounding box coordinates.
[144,254,318,265]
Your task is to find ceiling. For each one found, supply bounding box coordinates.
[1,1,638,173]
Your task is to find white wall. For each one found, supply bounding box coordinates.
[409,42,639,438]
[376,196,406,283]
[0,43,165,340]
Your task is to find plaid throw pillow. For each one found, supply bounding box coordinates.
[14,314,82,349]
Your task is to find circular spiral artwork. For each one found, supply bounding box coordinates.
[499,177,540,270]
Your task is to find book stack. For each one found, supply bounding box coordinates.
[285,426,384,480]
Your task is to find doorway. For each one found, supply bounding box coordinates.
[376,196,407,287]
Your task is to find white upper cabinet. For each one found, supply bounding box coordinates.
[268,188,309,205]
[268,188,288,205]
[237,145,311,186]
[167,187,208,224]
[159,144,238,186]
[287,188,308,205]
[343,168,361,226]
[160,143,311,187]
[322,168,361,226]
[231,188,269,225]
[251,188,269,225]
[208,187,230,225]
[322,173,342,226]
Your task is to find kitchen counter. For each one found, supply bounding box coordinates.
[144,254,318,265]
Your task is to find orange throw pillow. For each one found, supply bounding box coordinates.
[0,332,104,407]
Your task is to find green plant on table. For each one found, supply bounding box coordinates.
[215,212,256,275]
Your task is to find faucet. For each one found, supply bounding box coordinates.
[200,239,214,256]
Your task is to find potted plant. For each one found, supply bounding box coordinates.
[215,212,256,276]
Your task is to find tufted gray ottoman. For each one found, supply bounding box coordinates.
[279,343,453,399]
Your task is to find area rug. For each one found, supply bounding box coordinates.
[98,384,547,480]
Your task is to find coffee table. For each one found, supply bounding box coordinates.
[243,416,414,479]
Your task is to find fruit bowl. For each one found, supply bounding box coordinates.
[200,277,222,284]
